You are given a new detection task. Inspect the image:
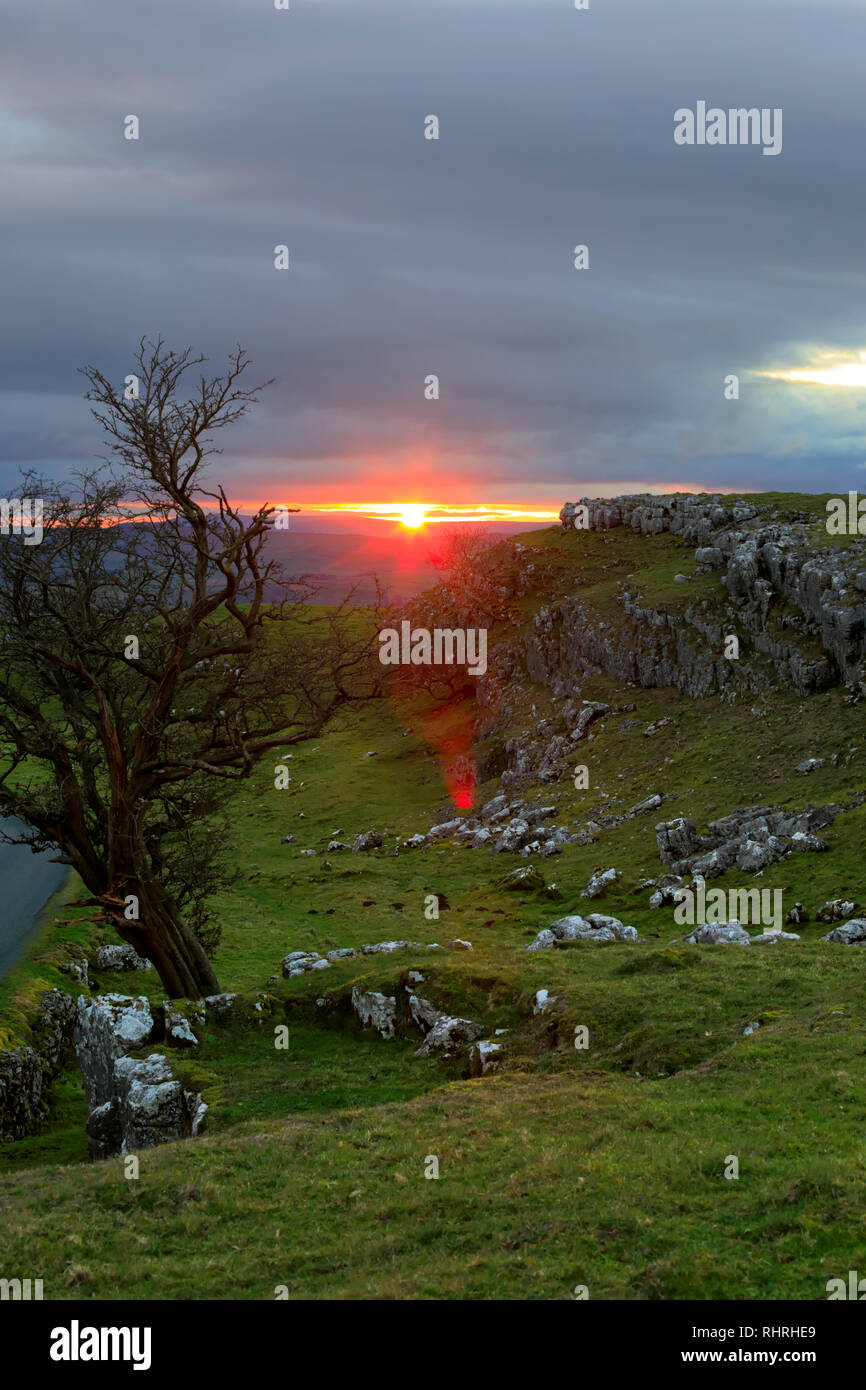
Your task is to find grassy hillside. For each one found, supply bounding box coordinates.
[2,511,865,1300]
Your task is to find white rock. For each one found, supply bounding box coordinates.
[472,1039,503,1073]
[581,867,619,899]
[822,918,866,945]
[351,985,396,1038]
[683,922,751,945]
[96,944,152,973]
[415,1014,483,1056]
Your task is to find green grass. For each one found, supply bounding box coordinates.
[2,499,866,1298]
[4,1023,866,1299]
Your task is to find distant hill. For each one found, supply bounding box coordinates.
[263,530,439,605]
[263,523,550,605]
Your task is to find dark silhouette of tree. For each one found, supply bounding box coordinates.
[0,340,381,997]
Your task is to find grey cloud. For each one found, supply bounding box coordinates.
[2,0,866,499]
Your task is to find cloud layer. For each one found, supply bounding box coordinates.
[2,0,866,507]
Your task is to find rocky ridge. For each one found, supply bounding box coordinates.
[546,494,866,699]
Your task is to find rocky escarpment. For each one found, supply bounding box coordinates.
[0,988,75,1141]
[546,494,866,697]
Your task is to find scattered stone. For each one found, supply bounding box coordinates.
[498,864,545,892]
[57,947,89,987]
[581,866,619,899]
[204,993,239,1013]
[494,819,529,853]
[525,928,557,952]
[736,837,786,872]
[163,1006,198,1049]
[352,830,383,852]
[743,1021,761,1036]
[533,989,555,1015]
[480,794,509,822]
[630,794,662,816]
[280,834,297,844]
[796,758,826,774]
[750,930,800,943]
[281,952,332,978]
[96,944,152,973]
[427,819,465,841]
[648,876,685,909]
[569,701,610,741]
[816,899,860,923]
[407,994,441,1030]
[786,902,809,925]
[415,1014,483,1056]
[790,832,828,852]
[351,985,397,1038]
[469,1039,503,1075]
[683,922,751,945]
[822,918,866,945]
[656,803,842,878]
[527,914,639,949]
[449,939,473,951]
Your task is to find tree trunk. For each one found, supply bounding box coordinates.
[105,884,220,1000]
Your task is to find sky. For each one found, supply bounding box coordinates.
[2,0,866,533]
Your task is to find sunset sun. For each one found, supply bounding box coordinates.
[399,504,427,529]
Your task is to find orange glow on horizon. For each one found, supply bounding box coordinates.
[214,490,757,519]
[288,502,562,525]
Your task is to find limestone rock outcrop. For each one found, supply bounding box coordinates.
[0,989,75,1141]
[547,495,866,697]
[74,994,205,1159]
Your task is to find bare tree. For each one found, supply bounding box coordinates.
[0,340,381,997]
